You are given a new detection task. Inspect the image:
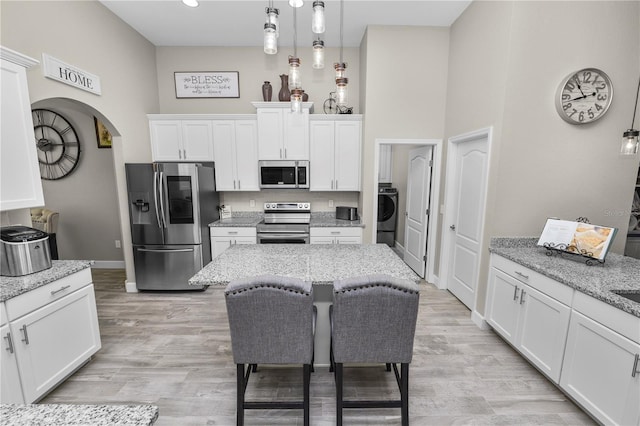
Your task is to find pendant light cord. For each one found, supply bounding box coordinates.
[339,0,344,63]
[293,6,298,57]
[631,74,640,129]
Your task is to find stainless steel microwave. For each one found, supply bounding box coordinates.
[259,160,309,189]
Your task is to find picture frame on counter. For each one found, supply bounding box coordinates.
[94,117,112,148]
[174,71,240,98]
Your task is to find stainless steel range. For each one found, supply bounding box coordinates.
[257,202,311,244]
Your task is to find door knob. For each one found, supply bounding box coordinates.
[450,225,456,230]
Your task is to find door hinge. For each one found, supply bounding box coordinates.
[429,160,433,167]
[426,208,429,216]
[423,255,426,261]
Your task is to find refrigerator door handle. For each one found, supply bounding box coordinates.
[153,170,162,229]
[137,248,195,253]
[159,170,167,228]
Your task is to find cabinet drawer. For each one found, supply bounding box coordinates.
[310,227,362,238]
[210,227,256,238]
[5,268,92,320]
[490,254,573,306]
[572,291,640,344]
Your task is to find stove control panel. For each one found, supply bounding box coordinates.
[264,202,310,211]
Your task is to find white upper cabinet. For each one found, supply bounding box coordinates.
[212,120,259,191]
[253,102,311,160]
[310,117,362,191]
[0,47,44,211]
[149,119,213,162]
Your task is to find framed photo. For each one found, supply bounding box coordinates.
[94,117,112,148]
[174,71,240,98]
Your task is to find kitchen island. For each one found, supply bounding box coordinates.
[189,243,419,365]
[0,403,158,426]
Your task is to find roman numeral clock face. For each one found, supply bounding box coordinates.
[32,109,81,180]
[556,68,613,124]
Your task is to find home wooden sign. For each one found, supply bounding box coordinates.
[174,71,239,98]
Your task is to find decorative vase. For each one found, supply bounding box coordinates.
[262,81,272,102]
[302,91,309,102]
[278,74,290,102]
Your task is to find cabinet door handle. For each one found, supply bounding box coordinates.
[632,353,640,378]
[51,284,71,296]
[280,148,283,159]
[515,271,529,280]
[227,231,238,235]
[4,332,14,354]
[178,150,182,159]
[233,180,236,190]
[183,149,186,159]
[284,148,287,158]
[20,325,29,345]
[238,180,241,190]
[520,290,526,304]
[335,180,338,189]
[513,285,519,301]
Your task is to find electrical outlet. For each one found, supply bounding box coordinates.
[249,199,255,207]
[328,200,334,208]
[115,240,121,248]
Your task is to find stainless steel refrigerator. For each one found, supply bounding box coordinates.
[125,162,219,290]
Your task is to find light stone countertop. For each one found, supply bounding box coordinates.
[190,243,419,286]
[0,260,93,303]
[208,211,364,228]
[489,237,640,318]
[0,404,158,426]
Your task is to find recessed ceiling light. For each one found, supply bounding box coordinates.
[182,0,199,7]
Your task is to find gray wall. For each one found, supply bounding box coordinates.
[445,1,640,314]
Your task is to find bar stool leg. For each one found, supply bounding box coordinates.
[336,362,344,426]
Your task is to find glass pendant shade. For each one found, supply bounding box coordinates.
[334,62,346,80]
[312,40,324,69]
[289,0,303,7]
[288,57,301,90]
[336,77,348,106]
[182,0,199,7]
[312,1,325,34]
[291,88,303,113]
[264,24,277,54]
[266,7,279,37]
[621,129,640,155]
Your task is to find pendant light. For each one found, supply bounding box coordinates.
[291,88,304,113]
[182,0,198,7]
[313,39,325,69]
[289,0,303,7]
[621,75,640,156]
[312,1,325,34]
[289,6,302,111]
[264,2,279,55]
[334,0,348,106]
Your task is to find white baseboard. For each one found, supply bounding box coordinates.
[125,281,138,293]
[471,310,490,330]
[394,241,405,255]
[91,260,125,269]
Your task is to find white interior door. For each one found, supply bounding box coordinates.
[403,146,432,278]
[446,135,488,309]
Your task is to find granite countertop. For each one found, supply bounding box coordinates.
[208,211,364,228]
[0,404,158,426]
[190,243,418,286]
[0,260,93,303]
[489,237,640,318]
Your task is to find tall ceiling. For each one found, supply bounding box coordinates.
[99,1,472,48]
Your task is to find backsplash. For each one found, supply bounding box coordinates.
[220,190,359,212]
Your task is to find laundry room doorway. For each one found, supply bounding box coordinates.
[373,139,442,283]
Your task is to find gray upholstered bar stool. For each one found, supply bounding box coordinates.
[330,274,419,426]
[224,275,315,426]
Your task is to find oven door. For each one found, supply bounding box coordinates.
[257,233,310,244]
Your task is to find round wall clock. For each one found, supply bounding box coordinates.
[32,109,81,180]
[555,68,613,125]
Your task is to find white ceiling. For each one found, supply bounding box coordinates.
[99,1,472,48]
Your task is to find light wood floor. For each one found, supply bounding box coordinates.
[42,269,596,425]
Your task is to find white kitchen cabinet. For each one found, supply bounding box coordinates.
[210,227,257,258]
[379,144,393,184]
[253,102,311,160]
[5,268,101,403]
[212,120,259,191]
[149,119,214,162]
[560,292,640,426]
[1,305,24,404]
[309,118,362,191]
[486,255,572,383]
[310,227,362,244]
[0,47,44,211]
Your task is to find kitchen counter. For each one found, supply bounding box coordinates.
[189,243,418,286]
[0,260,92,303]
[208,211,364,228]
[489,237,640,317]
[0,404,158,426]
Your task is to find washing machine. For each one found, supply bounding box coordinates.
[377,186,398,247]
